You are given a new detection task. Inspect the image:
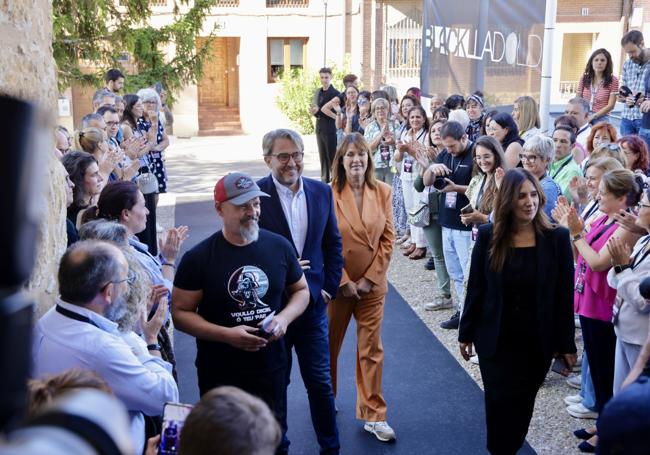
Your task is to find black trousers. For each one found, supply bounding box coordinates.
[316,123,337,183]
[478,343,549,455]
[580,315,616,412]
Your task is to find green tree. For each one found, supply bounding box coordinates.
[53,0,219,100]
[276,60,351,135]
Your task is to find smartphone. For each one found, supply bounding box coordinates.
[551,358,571,377]
[159,402,193,455]
[460,204,474,215]
[256,311,276,339]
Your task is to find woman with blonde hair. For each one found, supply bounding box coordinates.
[328,132,396,442]
[75,127,121,182]
[512,96,541,142]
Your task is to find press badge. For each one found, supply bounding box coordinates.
[445,192,457,209]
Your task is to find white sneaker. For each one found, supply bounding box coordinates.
[566,374,581,389]
[566,403,599,419]
[564,394,582,406]
[470,355,479,365]
[424,296,453,311]
[364,421,396,442]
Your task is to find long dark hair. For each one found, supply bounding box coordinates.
[121,94,140,129]
[61,151,99,209]
[481,109,499,136]
[582,48,614,87]
[473,136,507,214]
[331,133,377,194]
[489,169,551,272]
[491,112,521,149]
[82,181,140,225]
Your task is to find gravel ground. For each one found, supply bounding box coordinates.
[387,245,589,455]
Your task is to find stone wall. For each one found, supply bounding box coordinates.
[0,0,65,316]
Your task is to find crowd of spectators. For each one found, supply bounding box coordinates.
[25,28,650,455]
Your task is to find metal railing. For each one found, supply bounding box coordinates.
[559,81,578,100]
[384,16,422,80]
[215,0,239,6]
[266,0,309,7]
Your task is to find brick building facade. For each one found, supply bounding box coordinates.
[59,0,650,135]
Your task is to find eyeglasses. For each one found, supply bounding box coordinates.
[271,152,304,163]
[105,121,119,127]
[638,202,650,209]
[101,271,136,290]
[519,153,539,163]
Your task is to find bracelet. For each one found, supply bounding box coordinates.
[161,261,176,270]
[147,343,161,351]
[572,233,584,242]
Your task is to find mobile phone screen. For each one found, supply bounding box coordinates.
[159,402,193,455]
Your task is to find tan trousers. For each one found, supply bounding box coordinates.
[327,293,387,421]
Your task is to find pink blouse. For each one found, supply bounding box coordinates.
[574,215,618,321]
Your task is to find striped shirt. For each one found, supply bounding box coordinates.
[620,58,650,121]
[577,75,619,113]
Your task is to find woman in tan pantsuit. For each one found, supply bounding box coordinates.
[328,132,396,442]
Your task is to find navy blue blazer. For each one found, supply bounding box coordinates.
[257,175,344,314]
[458,223,577,360]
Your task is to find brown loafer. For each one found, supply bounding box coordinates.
[409,248,427,260]
[402,244,416,256]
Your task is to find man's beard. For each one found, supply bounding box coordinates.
[240,218,259,243]
[104,295,128,323]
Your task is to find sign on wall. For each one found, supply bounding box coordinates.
[420,0,546,104]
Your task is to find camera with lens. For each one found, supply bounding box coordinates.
[433,175,451,191]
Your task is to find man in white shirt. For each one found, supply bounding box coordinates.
[32,240,178,453]
[257,129,344,454]
[566,97,592,150]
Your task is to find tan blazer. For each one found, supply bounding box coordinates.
[333,181,395,296]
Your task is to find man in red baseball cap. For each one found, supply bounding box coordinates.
[172,172,309,441]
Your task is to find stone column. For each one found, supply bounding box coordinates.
[0,0,65,316]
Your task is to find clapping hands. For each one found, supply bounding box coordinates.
[158,226,190,264]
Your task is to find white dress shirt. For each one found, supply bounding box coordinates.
[32,300,179,453]
[272,175,308,257]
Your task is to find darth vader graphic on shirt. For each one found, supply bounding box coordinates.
[228,266,270,311]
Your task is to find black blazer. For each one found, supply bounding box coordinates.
[458,223,577,360]
[257,175,343,315]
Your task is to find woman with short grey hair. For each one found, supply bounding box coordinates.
[520,134,562,218]
[364,98,400,184]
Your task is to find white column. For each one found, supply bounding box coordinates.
[539,0,557,133]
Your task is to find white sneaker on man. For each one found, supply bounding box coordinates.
[566,374,581,389]
[364,421,396,442]
[564,394,582,406]
[566,403,599,419]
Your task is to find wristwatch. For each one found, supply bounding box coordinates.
[147,343,162,351]
[572,233,584,242]
[614,264,631,274]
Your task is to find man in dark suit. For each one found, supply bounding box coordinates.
[257,128,343,455]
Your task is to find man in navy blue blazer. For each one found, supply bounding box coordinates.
[257,129,343,454]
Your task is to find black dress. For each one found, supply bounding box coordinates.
[478,246,547,455]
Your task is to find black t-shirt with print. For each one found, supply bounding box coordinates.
[174,229,303,376]
[435,143,474,231]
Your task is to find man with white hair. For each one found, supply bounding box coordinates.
[32,240,178,454]
[172,172,310,455]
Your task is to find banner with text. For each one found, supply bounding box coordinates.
[420,0,546,104]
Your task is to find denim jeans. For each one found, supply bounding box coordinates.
[638,127,650,151]
[423,220,451,297]
[278,308,340,455]
[620,118,642,136]
[579,351,597,411]
[441,227,472,308]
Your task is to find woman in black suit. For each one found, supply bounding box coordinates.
[459,168,577,455]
